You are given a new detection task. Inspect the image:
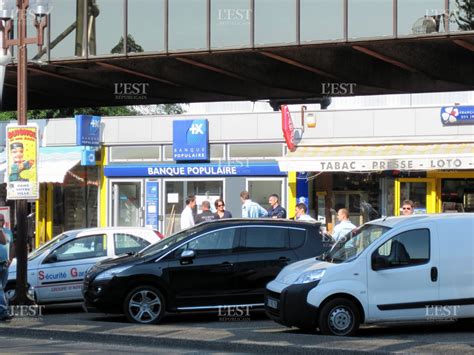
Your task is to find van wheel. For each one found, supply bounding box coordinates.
[124,286,165,324]
[318,298,360,336]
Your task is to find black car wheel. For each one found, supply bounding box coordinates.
[318,298,360,336]
[124,286,165,324]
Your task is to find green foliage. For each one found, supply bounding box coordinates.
[453,0,474,31]
[0,104,187,121]
[111,35,144,54]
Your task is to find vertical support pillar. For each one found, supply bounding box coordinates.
[287,171,297,219]
[45,183,53,241]
[99,146,107,227]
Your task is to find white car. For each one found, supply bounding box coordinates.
[7,227,163,304]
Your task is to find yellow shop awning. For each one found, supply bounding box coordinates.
[278,143,474,172]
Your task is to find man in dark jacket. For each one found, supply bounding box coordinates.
[267,194,287,219]
[195,201,217,224]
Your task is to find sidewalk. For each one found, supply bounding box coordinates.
[1,310,473,353]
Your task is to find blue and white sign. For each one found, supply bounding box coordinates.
[173,119,209,161]
[440,106,474,125]
[76,115,101,146]
[145,181,159,230]
[104,163,286,177]
[81,147,97,166]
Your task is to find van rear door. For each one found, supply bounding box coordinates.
[366,225,439,321]
[437,217,474,319]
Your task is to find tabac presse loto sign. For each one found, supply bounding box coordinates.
[173,119,209,161]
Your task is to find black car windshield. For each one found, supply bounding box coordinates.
[324,224,390,264]
[139,225,206,257]
[28,232,73,260]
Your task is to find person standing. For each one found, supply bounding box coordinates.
[401,200,415,215]
[195,201,217,224]
[267,194,287,219]
[295,203,316,222]
[240,191,268,218]
[0,214,14,322]
[332,208,356,243]
[180,195,196,230]
[214,199,232,219]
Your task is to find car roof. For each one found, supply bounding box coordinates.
[59,227,157,238]
[195,218,320,227]
[367,213,474,229]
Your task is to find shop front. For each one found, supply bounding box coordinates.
[278,142,474,231]
[103,162,287,235]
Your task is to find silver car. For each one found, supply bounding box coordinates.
[7,227,162,304]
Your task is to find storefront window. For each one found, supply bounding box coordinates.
[441,179,474,212]
[53,166,99,236]
[246,179,284,211]
[399,181,427,214]
[164,179,224,234]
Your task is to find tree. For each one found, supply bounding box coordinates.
[453,0,474,31]
[111,34,144,54]
[0,106,137,120]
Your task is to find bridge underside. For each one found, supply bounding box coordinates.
[2,34,474,110]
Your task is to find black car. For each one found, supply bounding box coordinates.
[83,219,332,324]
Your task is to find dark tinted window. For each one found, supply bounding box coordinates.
[244,227,288,250]
[185,228,238,256]
[375,229,430,268]
[289,228,306,248]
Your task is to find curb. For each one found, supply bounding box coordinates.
[0,327,386,354]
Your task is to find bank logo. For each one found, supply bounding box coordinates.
[189,123,204,135]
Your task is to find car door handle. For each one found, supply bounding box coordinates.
[431,267,438,282]
[278,257,290,263]
[221,262,234,267]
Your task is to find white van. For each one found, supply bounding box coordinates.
[265,214,474,336]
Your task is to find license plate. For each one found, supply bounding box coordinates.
[266,297,279,309]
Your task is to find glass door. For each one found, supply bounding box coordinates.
[395,178,436,215]
[111,180,143,227]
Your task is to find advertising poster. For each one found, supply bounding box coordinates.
[6,123,39,200]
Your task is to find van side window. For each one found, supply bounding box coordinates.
[374,229,430,268]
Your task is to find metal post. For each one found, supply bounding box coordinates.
[11,0,34,306]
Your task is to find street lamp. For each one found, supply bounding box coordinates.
[0,0,49,305]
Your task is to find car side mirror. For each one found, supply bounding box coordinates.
[44,253,58,264]
[372,253,389,271]
[180,250,196,264]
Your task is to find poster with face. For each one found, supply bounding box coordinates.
[6,123,39,200]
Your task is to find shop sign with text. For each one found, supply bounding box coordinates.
[440,106,474,125]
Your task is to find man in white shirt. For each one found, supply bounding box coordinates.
[295,203,317,222]
[180,195,196,230]
[332,208,356,243]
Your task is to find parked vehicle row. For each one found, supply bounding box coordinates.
[82,219,332,324]
[265,213,474,336]
[6,227,163,303]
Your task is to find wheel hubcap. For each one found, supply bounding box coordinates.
[328,306,353,334]
[128,290,162,323]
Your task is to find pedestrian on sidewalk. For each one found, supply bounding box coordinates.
[214,199,232,219]
[180,195,196,230]
[331,208,357,243]
[240,191,267,218]
[0,214,14,322]
[195,201,217,224]
[267,194,287,219]
[295,203,316,222]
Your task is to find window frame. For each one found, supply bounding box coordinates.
[44,234,108,263]
[113,233,150,255]
[371,228,431,270]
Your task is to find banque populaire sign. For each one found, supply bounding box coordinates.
[173,119,209,161]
